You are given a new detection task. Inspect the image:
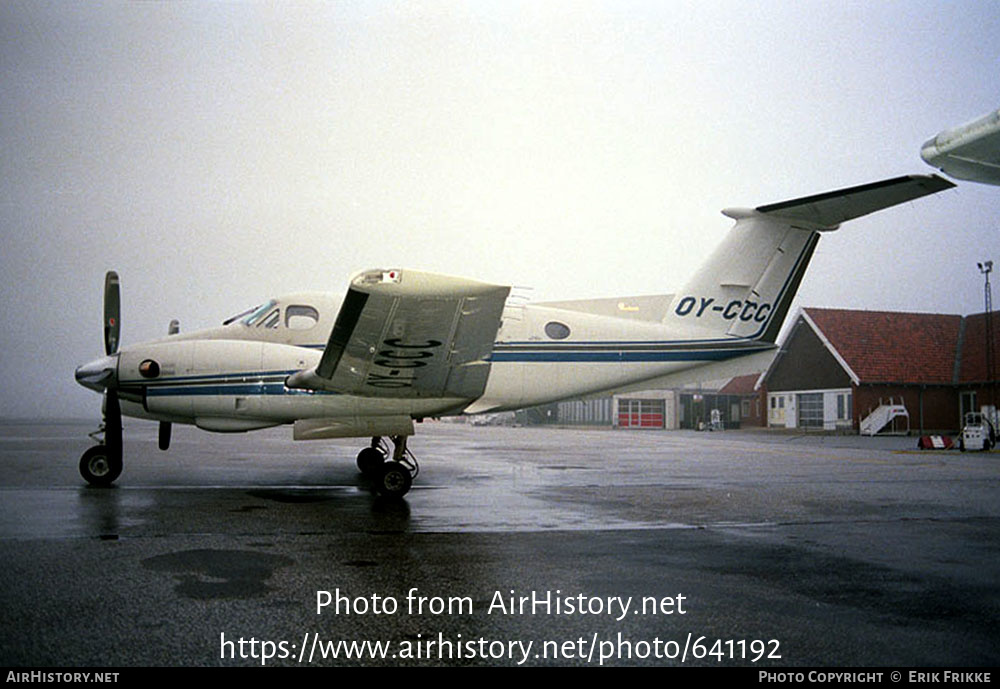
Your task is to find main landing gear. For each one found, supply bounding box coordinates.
[356,435,419,499]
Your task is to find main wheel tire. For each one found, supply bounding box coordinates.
[80,445,122,486]
[377,461,413,499]
[356,447,386,476]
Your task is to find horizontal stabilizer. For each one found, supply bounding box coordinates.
[665,174,955,344]
[754,174,955,229]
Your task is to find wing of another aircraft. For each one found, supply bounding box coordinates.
[921,108,1000,186]
[286,269,510,400]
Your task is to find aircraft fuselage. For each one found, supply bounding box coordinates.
[101,293,765,435]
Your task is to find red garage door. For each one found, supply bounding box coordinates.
[618,399,665,428]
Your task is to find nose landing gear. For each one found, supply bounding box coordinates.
[79,444,122,486]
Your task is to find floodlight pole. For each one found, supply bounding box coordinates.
[979,261,995,417]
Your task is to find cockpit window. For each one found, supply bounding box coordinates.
[285,305,319,330]
[239,300,279,328]
[224,299,315,330]
[223,304,261,326]
[260,309,280,329]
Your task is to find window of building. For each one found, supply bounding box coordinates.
[797,393,823,428]
[836,393,852,420]
[961,391,978,419]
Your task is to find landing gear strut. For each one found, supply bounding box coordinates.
[80,432,122,487]
[357,435,418,499]
[80,399,124,487]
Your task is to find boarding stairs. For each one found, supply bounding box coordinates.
[860,398,910,436]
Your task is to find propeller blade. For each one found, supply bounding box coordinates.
[158,422,172,451]
[104,271,121,355]
[105,389,122,456]
[158,321,177,450]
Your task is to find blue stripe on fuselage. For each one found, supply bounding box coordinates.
[133,340,768,396]
[488,348,754,363]
[145,383,335,397]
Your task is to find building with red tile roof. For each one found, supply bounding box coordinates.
[761,308,999,433]
[718,373,767,427]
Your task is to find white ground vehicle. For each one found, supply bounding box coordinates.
[960,411,996,452]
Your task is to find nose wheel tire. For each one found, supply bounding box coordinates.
[80,445,122,486]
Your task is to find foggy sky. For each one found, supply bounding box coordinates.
[1,0,998,419]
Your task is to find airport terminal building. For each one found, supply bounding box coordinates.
[555,382,761,432]
[548,307,997,435]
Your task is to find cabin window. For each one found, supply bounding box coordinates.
[544,321,571,340]
[286,305,320,330]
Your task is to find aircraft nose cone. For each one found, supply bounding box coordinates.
[75,355,117,392]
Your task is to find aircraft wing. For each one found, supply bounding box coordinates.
[921,108,1000,186]
[286,269,510,399]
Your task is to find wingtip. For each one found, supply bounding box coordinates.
[908,173,957,192]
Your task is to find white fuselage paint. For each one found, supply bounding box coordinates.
[111,293,764,434]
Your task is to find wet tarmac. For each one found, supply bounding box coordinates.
[1,420,998,666]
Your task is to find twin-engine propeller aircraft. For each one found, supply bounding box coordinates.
[75,174,954,497]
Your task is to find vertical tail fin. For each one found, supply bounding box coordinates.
[663,215,820,343]
[662,175,954,344]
